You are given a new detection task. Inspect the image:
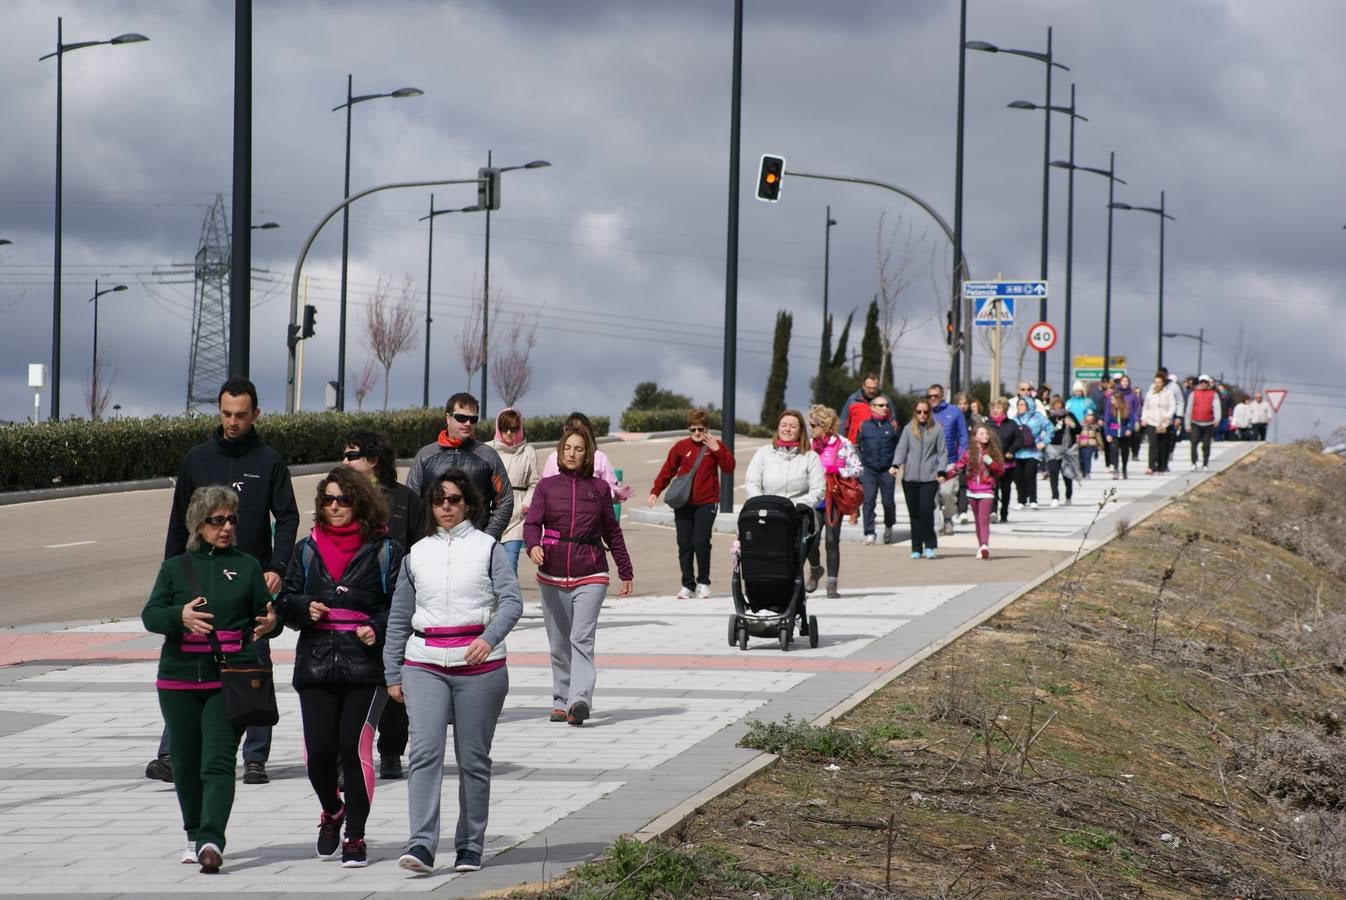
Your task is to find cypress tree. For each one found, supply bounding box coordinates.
[859,297,882,379]
[760,310,792,427]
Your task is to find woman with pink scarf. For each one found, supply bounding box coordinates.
[805,405,861,598]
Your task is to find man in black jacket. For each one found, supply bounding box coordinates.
[146,377,299,786]
[405,392,513,539]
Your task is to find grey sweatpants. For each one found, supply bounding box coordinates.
[537,582,607,710]
[402,664,508,858]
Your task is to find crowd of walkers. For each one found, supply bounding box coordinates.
[141,368,1269,876]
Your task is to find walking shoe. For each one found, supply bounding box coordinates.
[978,545,990,560]
[940,522,954,536]
[197,842,222,875]
[1016,502,1027,510]
[1201,463,1210,471]
[181,841,198,865]
[316,806,345,859]
[399,845,435,874]
[805,567,823,593]
[242,761,268,784]
[922,548,938,560]
[883,526,894,545]
[341,837,368,868]
[1064,497,1072,506]
[1145,469,1155,475]
[956,512,971,524]
[695,583,712,599]
[379,755,404,780]
[1029,501,1039,510]
[1050,499,1059,508]
[454,849,483,872]
[911,551,922,560]
[675,586,694,599]
[567,700,590,726]
[826,578,840,599]
[863,534,876,545]
[549,708,568,722]
[146,753,173,783]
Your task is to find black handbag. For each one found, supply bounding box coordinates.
[178,554,279,728]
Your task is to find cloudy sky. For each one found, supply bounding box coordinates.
[2,0,1343,439]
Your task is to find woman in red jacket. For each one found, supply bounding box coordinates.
[525,427,634,726]
[647,408,735,599]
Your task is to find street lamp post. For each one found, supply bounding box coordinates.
[952,0,969,392]
[1111,193,1175,372]
[40,19,148,421]
[332,76,424,411]
[88,279,127,420]
[476,155,551,419]
[1010,84,1087,390]
[968,27,1068,389]
[419,196,479,407]
[822,206,837,362]
[1051,153,1125,380]
[1163,329,1207,377]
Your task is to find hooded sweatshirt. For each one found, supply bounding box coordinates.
[489,409,541,543]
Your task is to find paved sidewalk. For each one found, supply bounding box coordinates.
[0,444,1254,897]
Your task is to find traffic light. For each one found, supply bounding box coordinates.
[302,304,317,339]
[756,154,785,202]
[287,323,300,352]
[478,167,501,211]
[945,310,955,346]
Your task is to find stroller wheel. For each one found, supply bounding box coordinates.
[778,625,790,652]
[808,615,819,649]
[798,615,809,637]
[727,616,739,647]
[737,624,749,651]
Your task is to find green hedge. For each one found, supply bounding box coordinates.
[618,407,773,438]
[0,409,607,492]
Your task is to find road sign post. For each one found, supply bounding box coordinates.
[1265,388,1287,443]
[965,280,1046,399]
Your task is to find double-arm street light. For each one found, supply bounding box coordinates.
[1112,193,1175,372]
[1051,152,1125,380]
[968,27,1068,388]
[89,280,127,420]
[1163,329,1207,377]
[477,155,551,419]
[1010,84,1087,390]
[419,196,479,407]
[332,76,424,411]
[40,18,148,421]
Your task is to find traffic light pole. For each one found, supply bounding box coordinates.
[285,175,485,414]
[720,0,743,512]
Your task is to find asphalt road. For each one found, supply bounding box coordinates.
[0,433,1066,628]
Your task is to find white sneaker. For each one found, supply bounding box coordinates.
[1064,498,1072,506]
[956,512,971,524]
[181,842,198,865]
[1201,464,1210,471]
[978,545,989,560]
[1050,499,1059,508]
[991,511,1000,523]
[695,583,711,599]
[1029,501,1039,510]
[675,587,694,599]
[1016,503,1026,511]
[863,534,876,545]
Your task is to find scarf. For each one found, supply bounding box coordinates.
[312,521,363,582]
[773,439,800,450]
[990,414,1006,425]
[437,430,466,449]
[492,408,525,448]
[811,434,841,472]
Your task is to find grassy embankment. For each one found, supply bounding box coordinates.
[519,444,1346,898]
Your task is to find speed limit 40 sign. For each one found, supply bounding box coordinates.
[1027,321,1057,353]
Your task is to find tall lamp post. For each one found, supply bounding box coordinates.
[477,155,551,419]
[419,196,478,407]
[1111,193,1174,372]
[968,27,1068,388]
[332,76,424,411]
[40,19,148,421]
[952,0,970,392]
[822,206,837,358]
[1010,83,1087,390]
[1163,329,1207,378]
[88,280,127,420]
[1051,153,1125,380]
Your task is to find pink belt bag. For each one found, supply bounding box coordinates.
[413,624,485,649]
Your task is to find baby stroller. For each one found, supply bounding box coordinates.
[729,495,819,651]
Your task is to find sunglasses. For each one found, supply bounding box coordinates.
[926,393,941,398]
[915,410,930,416]
[450,412,480,425]
[872,402,889,408]
[689,426,707,433]
[203,514,239,527]
[499,426,519,434]
[322,494,353,508]
[342,449,367,462]
[432,493,465,507]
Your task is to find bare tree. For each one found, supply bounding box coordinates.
[84,356,114,421]
[364,274,420,410]
[874,210,925,387]
[353,357,380,411]
[1231,323,1267,395]
[458,284,486,391]
[490,307,540,407]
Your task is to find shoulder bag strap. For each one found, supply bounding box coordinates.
[178,553,227,664]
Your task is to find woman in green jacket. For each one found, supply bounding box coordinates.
[142,484,280,874]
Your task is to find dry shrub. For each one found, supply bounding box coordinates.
[1286,810,1346,886]
[1229,726,1346,809]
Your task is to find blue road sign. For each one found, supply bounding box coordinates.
[973,297,1015,326]
[962,280,1048,299]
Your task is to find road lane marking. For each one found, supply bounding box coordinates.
[43,540,97,549]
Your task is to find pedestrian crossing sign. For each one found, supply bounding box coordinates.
[973,297,1015,326]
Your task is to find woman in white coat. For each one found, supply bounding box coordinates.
[744,409,825,506]
[1140,374,1178,474]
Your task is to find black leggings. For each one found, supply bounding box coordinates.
[1106,437,1129,476]
[1014,458,1039,504]
[902,480,940,552]
[806,516,841,577]
[298,683,387,839]
[674,502,717,589]
[996,466,1015,521]
[1047,457,1073,500]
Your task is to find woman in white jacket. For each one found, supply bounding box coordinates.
[744,409,825,505]
[1140,374,1178,474]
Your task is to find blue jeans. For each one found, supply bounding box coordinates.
[502,540,523,574]
[1078,446,1095,478]
[859,467,895,535]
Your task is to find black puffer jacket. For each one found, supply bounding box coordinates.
[989,415,1024,464]
[278,533,404,689]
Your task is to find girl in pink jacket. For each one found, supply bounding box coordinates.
[955,425,1006,560]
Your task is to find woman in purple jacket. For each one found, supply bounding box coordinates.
[524,426,634,726]
[1103,389,1138,479]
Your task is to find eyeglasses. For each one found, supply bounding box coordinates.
[322,494,353,508]
[202,514,238,527]
[432,493,465,507]
[450,412,480,425]
[342,449,367,462]
[499,426,519,434]
[689,426,707,433]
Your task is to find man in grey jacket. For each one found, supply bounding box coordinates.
[406,392,514,539]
